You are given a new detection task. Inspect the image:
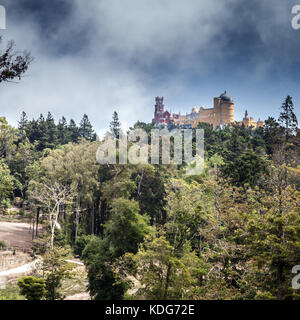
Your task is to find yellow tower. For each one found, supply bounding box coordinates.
[213,91,234,129]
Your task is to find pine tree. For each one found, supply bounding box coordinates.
[45,112,58,149]
[110,111,121,138]
[279,96,298,138]
[18,111,28,131]
[35,114,47,151]
[18,111,28,139]
[263,117,285,155]
[57,116,69,145]
[68,119,79,143]
[79,114,94,141]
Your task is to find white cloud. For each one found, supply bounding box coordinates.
[0,0,298,133]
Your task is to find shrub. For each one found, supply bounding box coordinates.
[74,235,94,258]
[255,291,276,300]
[17,277,46,300]
[1,199,11,210]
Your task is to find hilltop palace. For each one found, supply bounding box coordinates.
[153,91,264,130]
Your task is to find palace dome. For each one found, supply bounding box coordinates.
[219,91,232,102]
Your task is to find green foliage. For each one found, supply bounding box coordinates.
[0,282,25,300]
[254,292,276,300]
[243,175,300,300]
[42,247,74,300]
[130,121,155,134]
[105,198,151,257]
[82,198,151,300]
[82,237,128,300]
[0,37,32,84]
[0,95,299,301]
[279,95,298,137]
[132,235,206,300]
[17,276,46,300]
[74,234,94,258]
[18,112,96,151]
[110,111,121,138]
[0,160,17,206]
[222,150,268,188]
[79,114,95,141]
[0,240,6,248]
[0,117,18,159]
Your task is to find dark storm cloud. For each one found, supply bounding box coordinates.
[2,0,89,55]
[7,0,72,31]
[216,1,300,69]
[0,0,299,134]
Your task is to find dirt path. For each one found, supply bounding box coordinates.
[65,259,84,266]
[0,221,90,299]
[0,259,40,277]
[65,292,90,300]
[0,222,33,249]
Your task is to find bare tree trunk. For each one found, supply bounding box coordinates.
[164,264,171,299]
[75,205,80,242]
[36,207,40,237]
[51,204,60,250]
[138,168,145,197]
[32,211,35,240]
[92,202,95,235]
[51,225,55,250]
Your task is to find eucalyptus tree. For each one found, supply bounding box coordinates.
[40,141,100,241]
[28,180,73,249]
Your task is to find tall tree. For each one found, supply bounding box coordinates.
[79,114,94,141]
[110,111,121,138]
[0,117,18,159]
[129,235,204,300]
[68,119,79,143]
[244,165,300,300]
[57,116,69,145]
[28,180,72,249]
[0,160,17,206]
[18,111,28,139]
[82,197,150,300]
[45,112,58,149]
[279,96,298,138]
[23,114,45,151]
[263,117,285,155]
[42,246,73,300]
[40,141,100,241]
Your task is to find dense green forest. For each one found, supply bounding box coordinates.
[0,97,299,300]
[0,37,299,301]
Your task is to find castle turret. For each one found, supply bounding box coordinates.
[213,91,234,128]
[153,97,171,126]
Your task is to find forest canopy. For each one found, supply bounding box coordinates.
[0,98,299,300]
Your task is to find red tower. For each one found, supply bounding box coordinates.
[153,97,171,125]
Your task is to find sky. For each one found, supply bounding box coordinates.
[0,0,300,136]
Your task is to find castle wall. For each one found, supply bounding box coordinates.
[173,98,234,129]
[153,93,263,129]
